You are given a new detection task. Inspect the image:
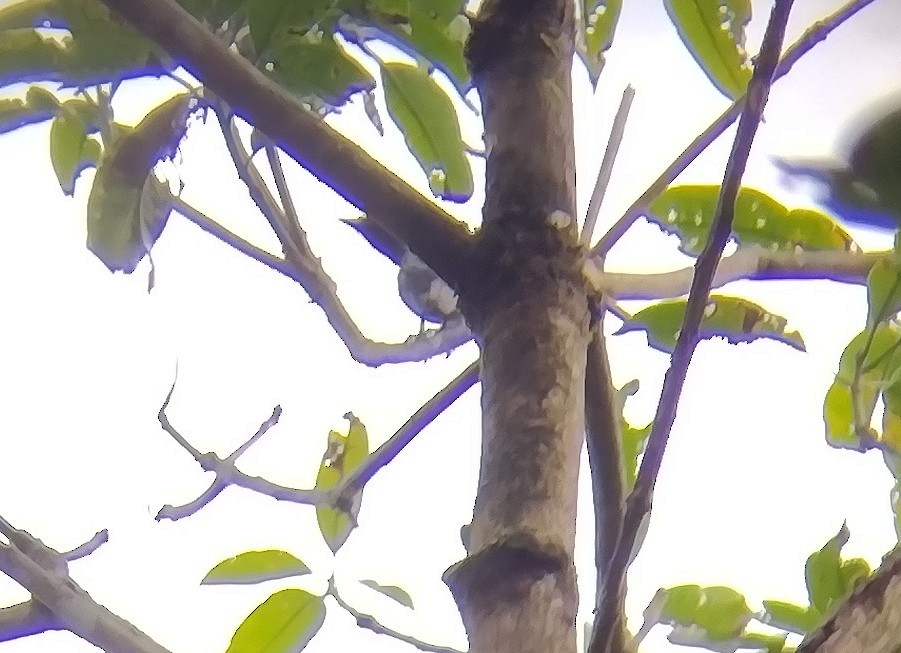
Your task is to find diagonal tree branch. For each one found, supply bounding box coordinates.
[0,518,172,653]
[591,2,796,651]
[592,0,880,256]
[102,0,473,288]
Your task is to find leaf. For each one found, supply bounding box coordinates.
[177,0,247,26]
[202,550,312,585]
[617,295,805,354]
[578,0,622,87]
[651,585,753,640]
[663,0,752,99]
[315,413,369,553]
[86,93,192,273]
[248,0,336,54]
[226,589,326,653]
[805,523,852,616]
[647,185,856,256]
[867,255,901,328]
[359,579,414,608]
[823,323,901,449]
[0,0,61,30]
[381,62,472,201]
[0,85,59,135]
[49,99,101,194]
[760,599,820,635]
[267,33,375,108]
[621,420,650,493]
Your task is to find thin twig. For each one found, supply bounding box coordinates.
[329,580,464,653]
[334,359,480,508]
[592,0,879,256]
[581,86,635,246]
[591,2,796,651]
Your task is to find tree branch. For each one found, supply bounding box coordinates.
[329,579,464,653]
[592,3,796,651]
[590,246,882,301]
[0,518,172,653]
[592,0,880,256]
[101,0,473,287]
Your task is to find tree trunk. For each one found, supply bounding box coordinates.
[443,2,587,652]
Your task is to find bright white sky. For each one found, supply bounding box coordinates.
[1,1,901,652]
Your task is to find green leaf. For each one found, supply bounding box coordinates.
[867,255,901,327]
[0,1,168,87]
[617,295,805,354]
[49,99,101,194]
[805,523,852,616]
[578,0,621,86]
[381,62,472,201]
[248,0,336,54]
[267,33,375,108]
[761,599,820,635]
[647,185,856,256]
[86,93,192,273]
[0,0,61,30]
[824,323,901,449]
[315,413,369,553]
[663,0,752,99]
[0,85,60,135]
[227,589,326,653]
[359,579,414,608]
[621,419,650,493]
[405,6,469,89]
[652,585,752,640]
[202,550,312,585]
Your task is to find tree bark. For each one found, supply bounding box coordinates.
[797,545,901,653]
[443,2,587,652]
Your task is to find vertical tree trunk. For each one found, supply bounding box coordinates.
[443,2,588,652]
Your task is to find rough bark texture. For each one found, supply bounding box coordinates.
[443,2,587,652]
[797,545,901,653]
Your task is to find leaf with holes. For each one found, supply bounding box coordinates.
[315,413,369,553]
[617,295,805,354]
[381,62,472,201]
[227,589,326,653]
[578,0,622,86]
[202,550,312,586]
[268,34,374,108]
[647,185,855,255]
[360,579,414,608]
[647,585,753,641]
[664,0,752,99]
[867,255,901,328]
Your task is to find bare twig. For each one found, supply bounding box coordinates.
[329,579,464,653]
[591,3,797,651]
[0,517,172,652]
[156,380,326,520]
[335,359,480,509]
[592,0,880,256]
[581,86,635,246]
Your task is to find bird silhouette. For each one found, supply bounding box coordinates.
[774,99,901,232]
[342,216,460,327]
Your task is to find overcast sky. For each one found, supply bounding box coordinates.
[2,1,901,652]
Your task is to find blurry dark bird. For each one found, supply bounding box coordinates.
[342,216,460,327]
[773,100,901,232]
